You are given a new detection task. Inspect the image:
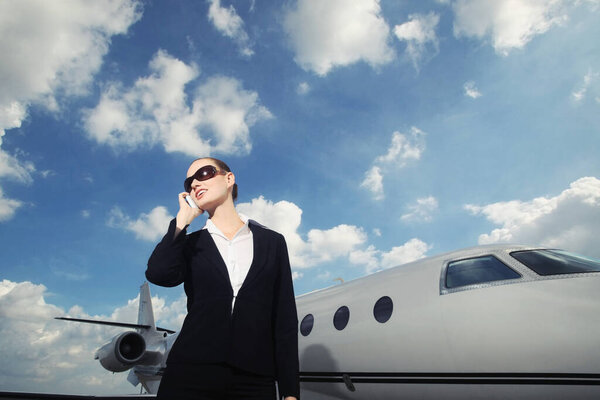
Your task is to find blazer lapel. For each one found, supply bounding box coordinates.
[196,230,231,285]
[240,222,267,290]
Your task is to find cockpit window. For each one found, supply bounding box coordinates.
[445,255,521,289]
[511,249,600,276]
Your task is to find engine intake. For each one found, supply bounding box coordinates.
[95,331,146,372]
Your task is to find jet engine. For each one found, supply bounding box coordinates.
[95,331,146,372]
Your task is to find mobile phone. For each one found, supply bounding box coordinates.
[185,195,199,209]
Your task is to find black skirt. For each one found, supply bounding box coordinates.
[157,362,277,400]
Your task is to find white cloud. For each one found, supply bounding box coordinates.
[237,196,366,268]
[393,12,440,70]
[292,271,304,280]
[360,165,385,201]
[376,127,426,166]
[380,239,431,269]
[283,0,394,76]
[0,102,27,136]
[0,131,35,183]
[0,280,130,394]
[297,82,311,95]
[0,0,141,220]
[401,196,439,222]
[237,196,305,261]
[0,110,33,219]
[464,81,482,98]
[465,177,600,257]
[572,69,599,102]
[83,50,272,156]
[237,198,431,274]
[0,279,186,395]
[0,0,141,130]
[0,187,23,222]
[452,0,569,55]
[108,206,173,242]
[361,127,427,200]
[306,224,367,265]
[350,239,431,273]
[349,245,380,273]
[207,0,254,57]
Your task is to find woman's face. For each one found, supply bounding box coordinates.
[186,159,233,210]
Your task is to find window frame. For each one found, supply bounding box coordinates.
[510,249,600,276]
[440,254,523,295]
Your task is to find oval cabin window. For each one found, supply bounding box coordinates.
[333,306,350,331]
[373,296,393,323]
[300,314,314,336]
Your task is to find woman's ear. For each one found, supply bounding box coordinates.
[226,171,235,189]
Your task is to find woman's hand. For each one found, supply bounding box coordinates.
[175,192,203,232]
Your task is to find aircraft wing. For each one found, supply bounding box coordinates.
[54,317,175,334]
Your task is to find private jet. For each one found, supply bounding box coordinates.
[57,244,600,399]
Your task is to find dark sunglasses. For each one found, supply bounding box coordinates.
[184,165,226,192]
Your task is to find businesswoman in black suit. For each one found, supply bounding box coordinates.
[146,157,299,400]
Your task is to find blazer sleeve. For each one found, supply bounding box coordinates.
[273,235,300,399]
[146,218,189,287]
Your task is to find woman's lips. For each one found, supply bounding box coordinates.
[195,189,207,199]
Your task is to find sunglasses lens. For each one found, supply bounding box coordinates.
[197,166,215,180]
[184,166,217,192]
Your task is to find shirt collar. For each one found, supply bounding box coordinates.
[203,213,251,239]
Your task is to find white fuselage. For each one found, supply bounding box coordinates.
[296,245,600,399]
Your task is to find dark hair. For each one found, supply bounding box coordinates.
[193,157,238,201]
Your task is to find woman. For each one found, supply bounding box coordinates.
[146,157,299,400]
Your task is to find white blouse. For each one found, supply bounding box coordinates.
[203,214,254,312]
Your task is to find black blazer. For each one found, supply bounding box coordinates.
[146,219,299,399]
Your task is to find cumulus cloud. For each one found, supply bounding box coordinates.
[0,280,129,394]
[350,239,431,273]
[349,245,380,273]
[0,0,141,131]
[237,195,431,274]
[283,0,394,76]
[83,50,272,156]
[0,130,32,222]
[572,69,599,103]
[376,127,426,166]
[0,279,186,395]
[305,224,367,265]
[0,0,141,219]
[0,187,23,222]
[107,206,173,242]
[360,165,384,201]
[464,81,482,98]
[236,196,367,268]
[208,0,254,56]
[401,196,439,222]
[465,177,600,257]
[0,142,35,184]
[380,239,432,269]
[451,0,570,55]
[361,127,427,200]
[394,12,440,70]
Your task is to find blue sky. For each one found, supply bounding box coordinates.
[1,0,599,394]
